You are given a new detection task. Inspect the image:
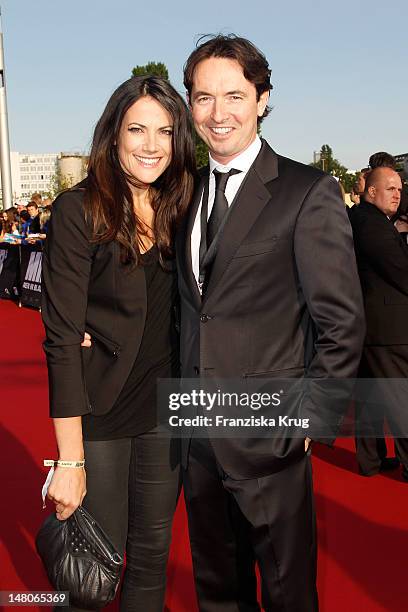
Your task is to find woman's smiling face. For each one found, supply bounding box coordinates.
[117,95,173,186]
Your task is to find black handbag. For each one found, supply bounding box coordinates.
[36,506,123,609]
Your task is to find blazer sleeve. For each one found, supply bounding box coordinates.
[41,189,93,418]
[294,175,366,441]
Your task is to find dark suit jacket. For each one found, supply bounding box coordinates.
[349,200,408,346]
[177,140,365,478]
[42,185,148,418]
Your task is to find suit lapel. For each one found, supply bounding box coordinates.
[203,142,279,304]
[182,171,208,309]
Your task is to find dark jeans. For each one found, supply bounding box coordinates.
[66,429,181,612]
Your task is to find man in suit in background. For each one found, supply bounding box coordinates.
[350,167,408,481]
[177,34,365,611]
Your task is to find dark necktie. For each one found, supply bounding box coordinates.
[206,168,241,248]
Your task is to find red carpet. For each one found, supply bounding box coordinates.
[1,298,407,611]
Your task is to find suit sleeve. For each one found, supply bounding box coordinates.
[294,175,366,442]
[41,190,93,418]
[354,216,408,296]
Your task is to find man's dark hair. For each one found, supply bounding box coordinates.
[19,210,30,221]
[27,201,38,209]
[183,34,272,124]
[369,151,396,169]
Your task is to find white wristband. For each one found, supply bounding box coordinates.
[44,459,85,468]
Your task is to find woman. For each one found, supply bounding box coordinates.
[41,76,196,611]
[1,210,16,238]
[40,205,51,236]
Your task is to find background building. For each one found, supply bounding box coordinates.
[18,152,58,199]
[57,152,88,188]
[0,151,88,204]
[395,153,408,174]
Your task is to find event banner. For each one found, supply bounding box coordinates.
[0,243,20,300]
[20,244,43,309]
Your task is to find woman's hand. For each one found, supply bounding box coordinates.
[47,466,86,521]
[51,408,85,520]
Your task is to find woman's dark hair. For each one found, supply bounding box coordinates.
[85,76,196,265]
[183,34,273,124]
[1,210,14,233]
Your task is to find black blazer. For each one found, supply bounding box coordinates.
[350,201,408,345]
[42,186,148,418]
[177,140,365,478]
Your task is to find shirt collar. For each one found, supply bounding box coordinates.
[209,135,262,174]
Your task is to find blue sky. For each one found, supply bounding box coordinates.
[2,0,407,170]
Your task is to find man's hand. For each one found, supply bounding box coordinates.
[81,332,92,348]
[305,437,312,452]
[395,217,408,233]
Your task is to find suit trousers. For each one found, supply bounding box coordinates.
[355,345,408,474]
[183,437,318,612]
[62,430,180,612]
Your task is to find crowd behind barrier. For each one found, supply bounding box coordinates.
[0,242,43,309]
[0,192,51,310]
[0,163,407,314]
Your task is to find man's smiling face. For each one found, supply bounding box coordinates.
[189,56,268,164]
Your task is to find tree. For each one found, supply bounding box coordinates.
[195,135,208,169]
[342,171,359,194]
[45,169,75,199]
[132,61,168,79]
[312,144,357,193]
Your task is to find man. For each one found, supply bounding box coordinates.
[368,151,408,213]
[177,35,365,611]
[354,152,403,470]
[368,151,396,170]
[41,197,53,208]
[30,192,43,207]
[26,201,41,235]
[350,167,408,481]
[348,168,369,217]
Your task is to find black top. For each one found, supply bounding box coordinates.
[82,245,179,440]
[42,187,152,418]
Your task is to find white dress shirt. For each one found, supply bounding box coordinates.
[191,135,262,286]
